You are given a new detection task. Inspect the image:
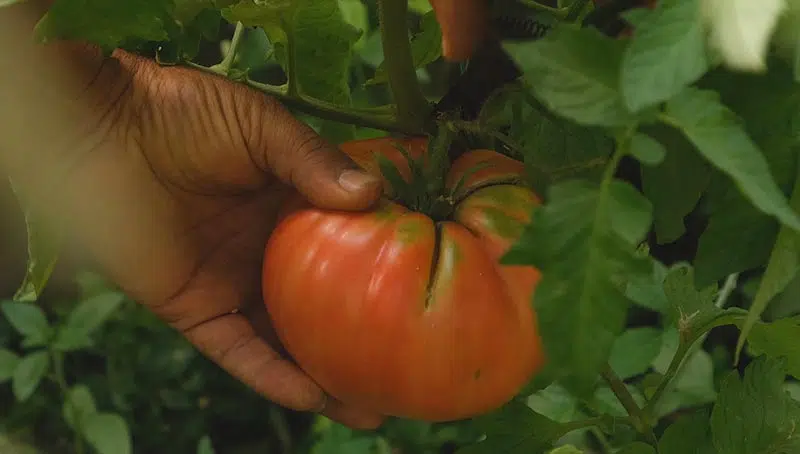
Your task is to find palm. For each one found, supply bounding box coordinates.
[50,55,382,428]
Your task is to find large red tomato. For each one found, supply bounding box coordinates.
[262,137,545,422]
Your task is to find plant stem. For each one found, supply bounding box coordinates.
[558,415,631,435]
[643,273,740,416]
[214,22,245,76]
[51,350,84,454]
[185,61,418,134]
[601,365,657,444]
[565,0,592,22]
[377,0,431,131]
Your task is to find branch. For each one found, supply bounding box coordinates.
[377,0,431,131]
[185,62,416,134]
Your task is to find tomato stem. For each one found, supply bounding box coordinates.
[377,0,432,132]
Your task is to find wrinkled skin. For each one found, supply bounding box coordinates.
[263,139,546,422]
[1,2,386,429]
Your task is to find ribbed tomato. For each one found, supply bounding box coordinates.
[262,137,545,422]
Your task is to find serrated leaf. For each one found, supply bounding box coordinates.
[34,0,174,51]
[53,292,125,352]
[658,410,714,454]
[197,435,216,454]
[747,316,800,380]
[616,442,655,454]
[735,160,800,361]
[621,0,709,111]
[640,125,711,243]
[456,401,563,454]
[702,0,787,72]
[502,179,654,393]
[1,301,51,345]
[63,385,98,430]
[0,348,20,382]
[504,26,638,127]
[367,10,441,85]
[608,327,662,380]
[82,413,132,454]
[662,264,726,337]
[665,87,800,231]
[11,351,49,402]
[711,356,800,454]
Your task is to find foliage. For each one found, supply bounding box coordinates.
[6,0,800,452]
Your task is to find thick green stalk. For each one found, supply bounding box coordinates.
[377,0,430,133]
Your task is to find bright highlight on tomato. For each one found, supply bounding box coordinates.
[262,137,545,422]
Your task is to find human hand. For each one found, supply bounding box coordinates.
[1,9,384,428]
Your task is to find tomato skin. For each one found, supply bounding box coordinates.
[262,137,545,422]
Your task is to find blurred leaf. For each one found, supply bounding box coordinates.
[63,385,98,430]
[620,0,709,111]
[616,442,656,454]
[526,383,583,423]
[197,435,216,454]
[502,179,654,394]
[625,256,670,313]
[608,327,662,380]
[711,356,800,453]
[658,410,714,454]
[735,159,800,361]
[0,348,20,382]
[504,26,638,127]
[640,125,711,244]
[82,413,133,454]
[53,292,125,352]
[11,351,50,402]
[651,330,717,418]
[1,301,51,346]
[665,87,800,232]
[747,316,800,380]
[629,132,666,166]
[548,446,584,454]
[457,400,563,454]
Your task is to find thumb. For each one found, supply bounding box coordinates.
[252,97,383,211]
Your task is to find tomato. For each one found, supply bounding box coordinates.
[262,137,545,422]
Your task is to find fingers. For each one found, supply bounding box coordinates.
[250,97,383,211]
[322,398,385,430]
[429,0,488,61]
[182,312,328,413]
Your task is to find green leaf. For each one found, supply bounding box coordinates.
[747,316,800,380]
[639,125,711,243]
[691,61,800,286]
[504,26,638,127]
[0,348,20,382]
[608,327,662,380]
[620,0,709,111]
[457,401,563,454]
[629,132,666,166]
[0,0,25,7]
[479,84,612,189]
[34,0,174,51]
[616,442,656,454]
[223,0,360,143]
[503,179,654,393]
[53,292,125,352]
[11,351,50,402]
[82,413,133,454]
[526,383,582,423]
[367,10,441,85]
[664,87,800,231]
[1,301,51,346]
[711,356,800,454]
[625,257,670,314]
[548,446,584,454]
[63,385,98,430]
[735,160,800,361]
[197,435,216,454]
[658,410,714,454]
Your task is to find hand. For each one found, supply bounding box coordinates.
[429,0,488,61]
[1,7,384,429]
